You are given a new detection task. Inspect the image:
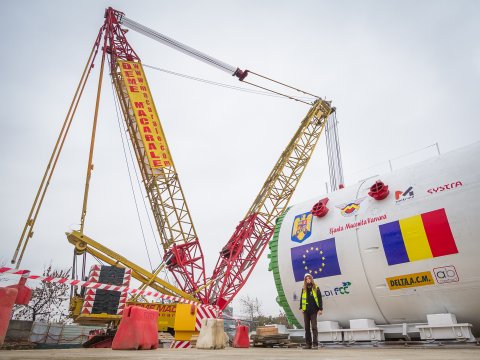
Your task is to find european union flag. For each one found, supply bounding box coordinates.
[291,238,341,282]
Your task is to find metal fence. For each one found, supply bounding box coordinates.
[6,320,104,345]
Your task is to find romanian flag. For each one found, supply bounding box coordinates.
[379,208,458,266]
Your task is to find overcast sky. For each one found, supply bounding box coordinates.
[1,0,479,316]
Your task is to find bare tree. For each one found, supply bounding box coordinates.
[239,294,263,321]
[13,265,71,323]
[255,310,293,328]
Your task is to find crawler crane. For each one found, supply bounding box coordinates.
[11,8,334,329]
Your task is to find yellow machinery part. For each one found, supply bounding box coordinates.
[174,303,198,341]
[66,230,199,302]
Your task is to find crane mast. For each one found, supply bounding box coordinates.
[110,12,335,309]
[207,100,334,309]
[101,8,206,299]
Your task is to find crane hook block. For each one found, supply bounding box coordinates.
[368,180,389,200]
[311,198,329,218]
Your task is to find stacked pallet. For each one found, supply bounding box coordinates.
[158,332,174,348]
[251,327,297,348]
[190,334,198,348]
[256,326,279,336]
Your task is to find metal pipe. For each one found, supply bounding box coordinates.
[79,27,109,233]
[13,31,102,268]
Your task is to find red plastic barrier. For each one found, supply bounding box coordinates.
[112,305,159,350]
[233,324,250,348]
[0,287,18,346]
[7,277,32,305]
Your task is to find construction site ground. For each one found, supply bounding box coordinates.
[1,346,479,360]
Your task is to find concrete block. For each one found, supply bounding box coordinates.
[275,324,287,334]
[317,321,340,330]
[318,329,343,343]
[6,320,33,342]
[349,319,376,329]
[417,323,475,342]
[196,319,225,350]
[343,328,385,343]
[426,313,457,326]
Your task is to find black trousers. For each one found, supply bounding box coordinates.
[303,311,318,346]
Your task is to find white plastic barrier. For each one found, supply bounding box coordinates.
[317,321,343,343]
[417,313,476,342]
[196,319,226,349]
[342,319,385,343]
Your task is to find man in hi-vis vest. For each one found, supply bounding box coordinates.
[299,273,323,349]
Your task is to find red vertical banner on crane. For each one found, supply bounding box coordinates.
[118,60,173,169]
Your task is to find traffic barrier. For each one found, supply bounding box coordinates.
[233,324,249,348]
[213,319,226,349]
[7,277,32,305]
[0,287,18,346]
[196,318,226,349]
[170,340,191,348]
[0,267,220,313]
[112,305,158,350]
[196,318,215,349]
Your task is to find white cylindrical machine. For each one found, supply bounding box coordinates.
[268,142,480,334]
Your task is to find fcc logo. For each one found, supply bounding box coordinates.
[433,265,459,284]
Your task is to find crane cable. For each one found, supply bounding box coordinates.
[142,64,317,103]
[122,15,320,105]
[111,72,177,286]
[110,79,155,272]
[247,70,321,99]
[114,92,166,265]
[241,70,320,105]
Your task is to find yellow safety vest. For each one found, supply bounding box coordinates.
[301,286,320,311]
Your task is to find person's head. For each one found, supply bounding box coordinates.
[303,273,316,290]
